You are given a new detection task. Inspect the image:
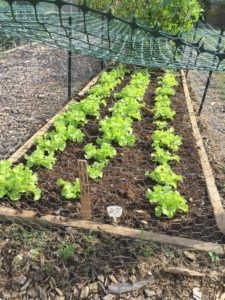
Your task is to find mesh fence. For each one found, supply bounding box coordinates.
[1,0,225,71]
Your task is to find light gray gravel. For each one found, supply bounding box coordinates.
[0,43,101,159]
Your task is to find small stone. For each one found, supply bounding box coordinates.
[91,295,101,300]
[80,286,89,299]
[65,227,73,233]
[129,275,137,284]
[35,286,47,300]
[193,288,202,300]
[55,288,63,296]
[103,295,115,300]
[12,275,27,289]
[89,282,98,293]
[183,251,196,261]
[55,209,61,215]
[109,275,118,284]
[73,287,79,297]
[140,220,148,225]
[2,292,11,299]
[97,275,104,283]
[144,289,156,297]
[21,278,32,291]
[27,288,39,298]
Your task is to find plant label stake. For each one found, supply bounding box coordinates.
[107,206,123,224]
[78,160,92,220]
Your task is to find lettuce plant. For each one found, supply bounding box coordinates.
[146,185,188,219]
[152,105,176,120]
[152,128,182,152]
[151,147,180,164]
[155,86,176,96]
[57,178,80,200]
[158,73,178,87]
[87,161,107,180]
[84,143,116,162]
[0,160,41,201]
[25,147,56,169]
[35,133,66,152]
[98,116,135,147]
[110,97,144,120]
[153,120,168,130]
[146,164,183,189]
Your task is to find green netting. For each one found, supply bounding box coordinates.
[1,0,225,71]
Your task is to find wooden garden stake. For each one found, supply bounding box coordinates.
[78,160,92,220]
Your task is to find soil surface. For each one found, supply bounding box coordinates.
[2,71,225,244]
[0,223,224,300]
[187,70,225,205]
[0,43,101,160]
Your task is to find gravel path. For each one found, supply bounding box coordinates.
[0,43,101,159]
[187,70,225,202]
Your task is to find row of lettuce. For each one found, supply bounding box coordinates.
[145,72,188,218]
[0,66,189,219]
[0,65,127,201]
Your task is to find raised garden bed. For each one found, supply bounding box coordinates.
[1,66,225,251]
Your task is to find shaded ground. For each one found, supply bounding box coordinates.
[187,71,225,204]
[0,223,224,300]
[0,43,101,160]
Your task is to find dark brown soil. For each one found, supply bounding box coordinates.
[2,71,225,244]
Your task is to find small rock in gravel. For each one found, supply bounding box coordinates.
[2,292,11,299]
[129,275,137,284]
[21,278,32,291]
[89,282,98,294]
[103,294,116,300]
[97,275,105,283]
[183,251,196,261]
[35,286,47,300]
[55,296,65,300]
[144,289,156,297]
[109,275,118,284]
[80,286,89,299]
[90,295,101,300]
[12,275,27,289]
[55,288,64,296]
[193,288,202,300]
[73,287,79,297]
[27,288,39,298]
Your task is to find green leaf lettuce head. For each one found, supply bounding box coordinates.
[146,185,188,219]
[57,178,80,200]
[146,164,183,189]
[152,128,182,152]
[151,147,180,164]
[87,161,107,180]
[0,160,41,201]
[84,143,116,162]
[98,116,135,147]
[25,147,56,170]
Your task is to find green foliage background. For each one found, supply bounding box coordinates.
[77,0,203,33]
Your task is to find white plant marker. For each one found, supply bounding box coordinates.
[107,206,123,224]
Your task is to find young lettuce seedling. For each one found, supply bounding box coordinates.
[57,178,80,200]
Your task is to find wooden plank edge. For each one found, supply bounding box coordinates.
[181,70,225,234]
[0,42,37,57]
[8,69,105,163]
[0,206,224,254]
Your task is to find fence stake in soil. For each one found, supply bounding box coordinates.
[68,16,72,100]
[78,160,92,220]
